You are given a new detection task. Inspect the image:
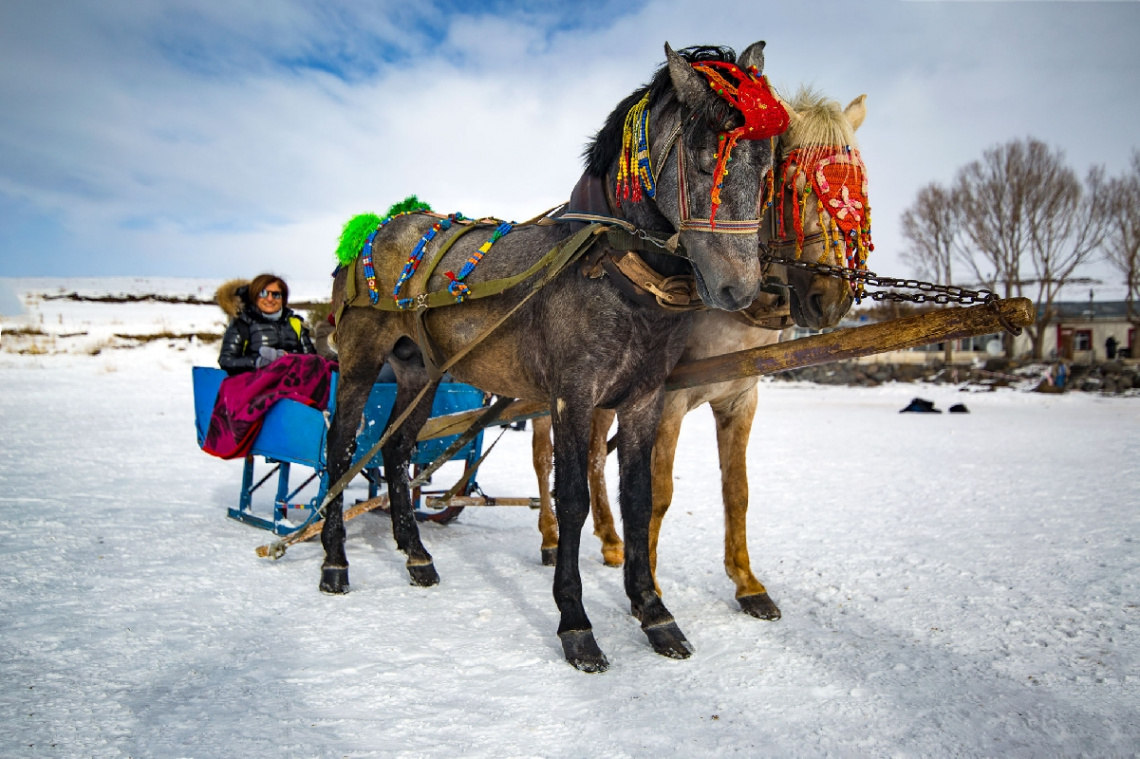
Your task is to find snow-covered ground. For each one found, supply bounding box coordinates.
[1,279,1138,757]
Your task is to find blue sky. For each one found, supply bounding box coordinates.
[2,0,1139,298]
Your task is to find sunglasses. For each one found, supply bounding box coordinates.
[258,289,283,300]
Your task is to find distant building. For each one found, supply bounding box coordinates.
[1038,301,1135,363]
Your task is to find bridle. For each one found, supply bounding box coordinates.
[649,119,764,237]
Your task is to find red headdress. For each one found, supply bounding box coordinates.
[690,61,790,226]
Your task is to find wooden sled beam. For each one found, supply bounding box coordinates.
[256,495,389,560]
[411,298,1035,435]
[256,495,542,559]
[665,296,1034,391]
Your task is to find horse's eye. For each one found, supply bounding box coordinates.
[695,148,718,175]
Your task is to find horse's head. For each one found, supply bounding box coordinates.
[586,42,786,312]
[763,90,869,329]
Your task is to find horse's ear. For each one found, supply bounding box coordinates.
[769,84,800,128]
[737,41,766,74]
[665,42,709,107]
[844,94,867,131]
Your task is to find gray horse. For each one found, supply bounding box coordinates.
[324,42,782,672]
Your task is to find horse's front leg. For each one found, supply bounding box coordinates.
[618,392,693,660]
[551,401,608,672]
[320,348,386,594]
[382,369,442,587]
[712,388,780,620]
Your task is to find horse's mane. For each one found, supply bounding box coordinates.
[779,87,859,155]
[583,45,739,178]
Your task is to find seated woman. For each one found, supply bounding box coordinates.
[218,274,315,373]
[203,274,335,459]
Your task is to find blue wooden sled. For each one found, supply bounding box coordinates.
[192,366,487,535]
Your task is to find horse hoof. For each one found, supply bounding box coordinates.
[644,621,694,660]
[541,548,557,567]
[739,592,781,620]
[559,630,609,673]
[601,548,624,568]
[320,567,349,594]
[407,562,440,587]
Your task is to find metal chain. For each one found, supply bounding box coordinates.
[759,251,997,306]
[759,250,1023,335]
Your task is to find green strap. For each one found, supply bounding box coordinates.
[419,223,483,285]
[603,227,687,258]
[364,223,602,312]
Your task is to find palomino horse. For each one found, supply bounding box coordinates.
[532,88,869,621]
[324,43,789,672]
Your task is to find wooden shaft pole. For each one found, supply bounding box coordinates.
[255,495,388,559]
[411,298,1034,436]
[665,297,1034,391]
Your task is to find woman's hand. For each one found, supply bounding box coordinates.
[255,346,286,369]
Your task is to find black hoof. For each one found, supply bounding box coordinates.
[559,630,609,673]
[320,567,349,594]
[541,547,557,567]
[644,621,694,660]
[407,562,440,587]
[739,592,782,620]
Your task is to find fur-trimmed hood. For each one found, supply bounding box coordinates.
[215,279,249,320]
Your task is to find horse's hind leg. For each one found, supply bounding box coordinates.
[617,393,693,660]
[588,408,623,567]
[647,394,687,595]
[534,409,622,568]
[531,415,559,566]
[319,322,388,594]
[384,340,442,587]
[712,388,780,620]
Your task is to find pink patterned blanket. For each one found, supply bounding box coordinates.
[203,354,335,460]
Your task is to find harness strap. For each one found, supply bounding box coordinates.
[318,222,608,515]
[412,224,483,379]
[606,251,702,311]
[729,297,793,330]
[349,221,595,312]
[676,141,763,234]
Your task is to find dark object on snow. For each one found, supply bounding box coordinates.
[900,397,941,413]
[948,403,969,413]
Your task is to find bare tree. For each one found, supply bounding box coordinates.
[1022,163,1110,358]
[901,182,960,360]
[953,138,1108,358]
[901,182,959,283]
[1105,151,1140,357]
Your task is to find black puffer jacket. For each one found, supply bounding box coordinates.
[218,297,315,375]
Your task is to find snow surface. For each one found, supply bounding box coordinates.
[1,279,1138,758]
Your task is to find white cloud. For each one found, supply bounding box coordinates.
[1,0,1138,297]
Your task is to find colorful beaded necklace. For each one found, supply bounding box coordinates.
[392,213,466,310]
[444,221,513,303]
[360,211,418,305]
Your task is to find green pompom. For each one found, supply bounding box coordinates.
[385,194,432,218]
[334,213,382,266]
